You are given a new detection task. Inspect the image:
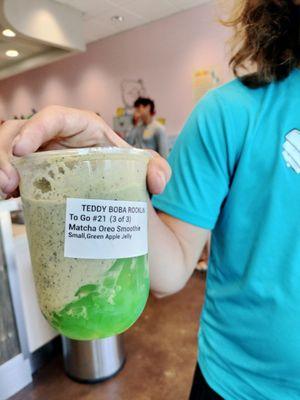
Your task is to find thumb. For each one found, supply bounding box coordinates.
[146,151,171,195]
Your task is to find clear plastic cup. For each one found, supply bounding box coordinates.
[14,147,150,340]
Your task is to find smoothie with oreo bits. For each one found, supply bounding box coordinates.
[15,148,150,340]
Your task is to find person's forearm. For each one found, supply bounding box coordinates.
[148,200,208,297]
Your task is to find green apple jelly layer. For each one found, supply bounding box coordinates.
[50,255,149,340]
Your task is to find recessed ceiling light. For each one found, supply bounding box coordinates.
[2,29,16,37]
[6,49,19,58]
[111,15,124,23]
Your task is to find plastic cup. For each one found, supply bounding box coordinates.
[14,147,150,340]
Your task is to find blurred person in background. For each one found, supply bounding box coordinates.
[126,97,169,158]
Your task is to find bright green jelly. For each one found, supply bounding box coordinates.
[50,256,149,340]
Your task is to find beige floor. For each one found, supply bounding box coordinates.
[12,272,205,400]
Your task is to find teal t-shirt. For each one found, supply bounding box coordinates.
[152,69,300,400]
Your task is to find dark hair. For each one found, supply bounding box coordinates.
[223,0,300,88]
[134,97,156,115]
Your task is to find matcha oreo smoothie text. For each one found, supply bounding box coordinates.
[64,199,148,260]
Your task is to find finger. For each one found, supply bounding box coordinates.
[146,151,171,195]
[13,106,130,156]
[14,106,89,155]
[0,120,27,194]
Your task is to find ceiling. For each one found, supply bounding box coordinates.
[0,23,50,69]
[0,0,210,79]
[56,0,211,43]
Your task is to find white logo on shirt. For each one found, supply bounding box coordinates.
[282,129,300,174]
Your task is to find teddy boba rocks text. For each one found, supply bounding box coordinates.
[65,198,148,260]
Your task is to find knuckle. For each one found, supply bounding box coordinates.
[41,105,62,116]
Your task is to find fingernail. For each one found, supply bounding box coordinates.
[157,171,167,190]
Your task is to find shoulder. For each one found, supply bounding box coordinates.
[196,78,265,114]
[151,120,164,128]
[191,78,268,134]
[151,120,165,133]
[201,69,300,112]
[184,79,264,159]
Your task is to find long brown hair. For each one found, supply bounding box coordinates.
[223,0,300,88]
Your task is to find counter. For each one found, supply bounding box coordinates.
[0,199,56,400]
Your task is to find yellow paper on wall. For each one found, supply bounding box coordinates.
[193,68,221,103]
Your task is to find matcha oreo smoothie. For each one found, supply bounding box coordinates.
[15,148,150,340]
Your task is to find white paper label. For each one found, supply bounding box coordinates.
[64,198,148,260]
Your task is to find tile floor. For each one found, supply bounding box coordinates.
[11,272,205,400]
